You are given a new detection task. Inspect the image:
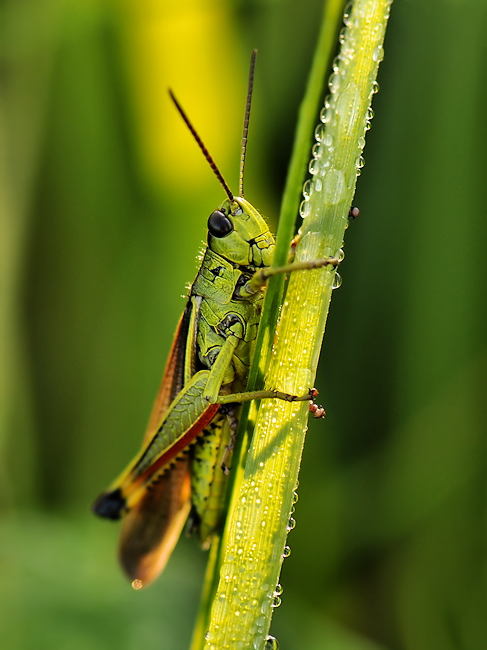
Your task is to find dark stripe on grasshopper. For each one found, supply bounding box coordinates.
[123,403,220,504]
[93,402,220,520]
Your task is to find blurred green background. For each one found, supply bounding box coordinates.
[1,0,486,648]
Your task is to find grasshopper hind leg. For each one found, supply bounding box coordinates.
[190,411,234,548]
[219,404,239,474]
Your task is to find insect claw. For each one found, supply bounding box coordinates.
[309,401,326,418]
[290,234,301,249]
[221,461,231,475]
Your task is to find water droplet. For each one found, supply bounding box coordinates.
[271,596,281,608]
[312,143,322,159]
[299,200,311,218]
[131,579,143,590]
[314,123,325,142]
[293,492,299,504]
[332,272,342,289]
[328,72,341,94]
[323,168,347,205]
[323,133,333,147]
[282,546,291,558]
[372,80,380,94]
[320,106,333,124]
[373,22,384,39]
[205,631,210,641]
[372,45,384,62]
[302,179,313,199]
[265,635,279,650]
[287,517,296,531]
[343,2,352,26]
[337,248,345,262]
[308,159,319,175]
[367,107,375,121]
[338,27,346,44]
[355,155,365,169]
[274,583,283,596]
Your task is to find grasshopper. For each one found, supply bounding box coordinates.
[92,51,338,588]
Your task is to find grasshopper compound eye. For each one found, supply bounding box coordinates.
[208,210,234,237]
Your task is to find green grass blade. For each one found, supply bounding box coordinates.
[248,0,347,392]
[190,4,347,645]
[203,0,394,647]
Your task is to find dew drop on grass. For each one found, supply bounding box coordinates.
[332,272,342,290]
[265,636,279,650]
[314,124,325,142]
[312,142,322,159]
[372,45,384,62]
[322,132,332,147]
[308,159,319,175]
[299,201,311,218]
[320,106,333,124]
[343,2,353,26]
[302,179,313,199]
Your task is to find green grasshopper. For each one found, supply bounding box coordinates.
[92,51,338,588]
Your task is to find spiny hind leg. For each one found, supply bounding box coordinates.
[214,386,320,406]
[217,389,326,474]
[218,403,240,475]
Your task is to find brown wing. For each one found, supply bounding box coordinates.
[142,299,194,443]
[119,459,192,585]
[118,297,201,587]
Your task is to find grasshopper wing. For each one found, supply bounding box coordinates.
[94,300,216,587]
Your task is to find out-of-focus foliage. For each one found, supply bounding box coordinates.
[1,0,486,648]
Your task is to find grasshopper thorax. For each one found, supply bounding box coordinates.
[207,197,275,268]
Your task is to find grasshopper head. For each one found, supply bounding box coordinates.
[207,197,275,268]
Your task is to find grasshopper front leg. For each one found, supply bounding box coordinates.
[237,255,340,299]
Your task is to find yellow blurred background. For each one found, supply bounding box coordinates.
[1,0,487,648]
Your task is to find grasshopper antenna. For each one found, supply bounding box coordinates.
[239,49,257,199]
[169,89,234,202]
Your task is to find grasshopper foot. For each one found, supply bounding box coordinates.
[221,460,231,475]
[307,388,326,418]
